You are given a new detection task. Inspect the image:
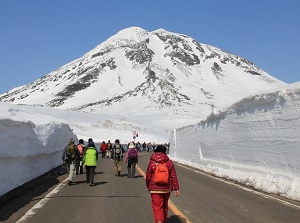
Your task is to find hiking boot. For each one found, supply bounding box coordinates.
[118,171,121,176]
[127,174,132,178]
[68,181,72,186]
[89,183,95,187]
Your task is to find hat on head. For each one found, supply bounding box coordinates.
[154,145,166,153]
[70,138,75,143]
[128,142,135,149]
[79,139,84,144]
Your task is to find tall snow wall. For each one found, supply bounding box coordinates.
[169,83,300,201]
[0,119,77,197]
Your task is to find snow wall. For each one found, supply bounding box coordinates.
[169,84,300,201]
[0,119,77,197]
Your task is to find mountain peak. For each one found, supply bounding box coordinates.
[118,26,147,34]
[152,28,168,33]
[105,26,149,44]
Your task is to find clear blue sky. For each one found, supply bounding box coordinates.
[1,0,299,94]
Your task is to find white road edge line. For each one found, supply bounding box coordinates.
[16,178,68,222]
[176,163,300,211]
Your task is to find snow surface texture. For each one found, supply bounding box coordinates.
[169,82,300,201]
[0,103,77,197]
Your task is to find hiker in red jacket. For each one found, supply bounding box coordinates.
[146,145,179,223]
[100,141,107,158]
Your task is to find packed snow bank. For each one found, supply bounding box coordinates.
[169,82,300,201]
[0,117,77,197]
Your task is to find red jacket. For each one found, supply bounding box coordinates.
[146,152,179,192]
[100,143,107,152]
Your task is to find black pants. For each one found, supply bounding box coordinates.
[75,158,83,174]
[85,166,96,184]
[127,158,137,177]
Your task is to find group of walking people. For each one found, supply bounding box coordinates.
[99,140,113,158]
[62,138,98,186]
[62,138,135,185]
[62,137,179,223]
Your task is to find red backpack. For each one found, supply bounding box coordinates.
[154,162,169,184]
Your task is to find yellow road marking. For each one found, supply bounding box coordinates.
[136,165,191,223]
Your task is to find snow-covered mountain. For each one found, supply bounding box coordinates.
[0,27,286,140]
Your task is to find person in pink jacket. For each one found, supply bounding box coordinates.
[146,145,180,223]
[126,142,138,178]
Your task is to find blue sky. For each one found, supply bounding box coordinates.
[0,0,299,94]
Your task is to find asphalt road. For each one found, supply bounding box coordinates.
[1,151,300,223]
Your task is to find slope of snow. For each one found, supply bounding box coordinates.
[169,82,300,201]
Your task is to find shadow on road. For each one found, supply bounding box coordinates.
[167,214,188,223]
[0,165,66,222]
